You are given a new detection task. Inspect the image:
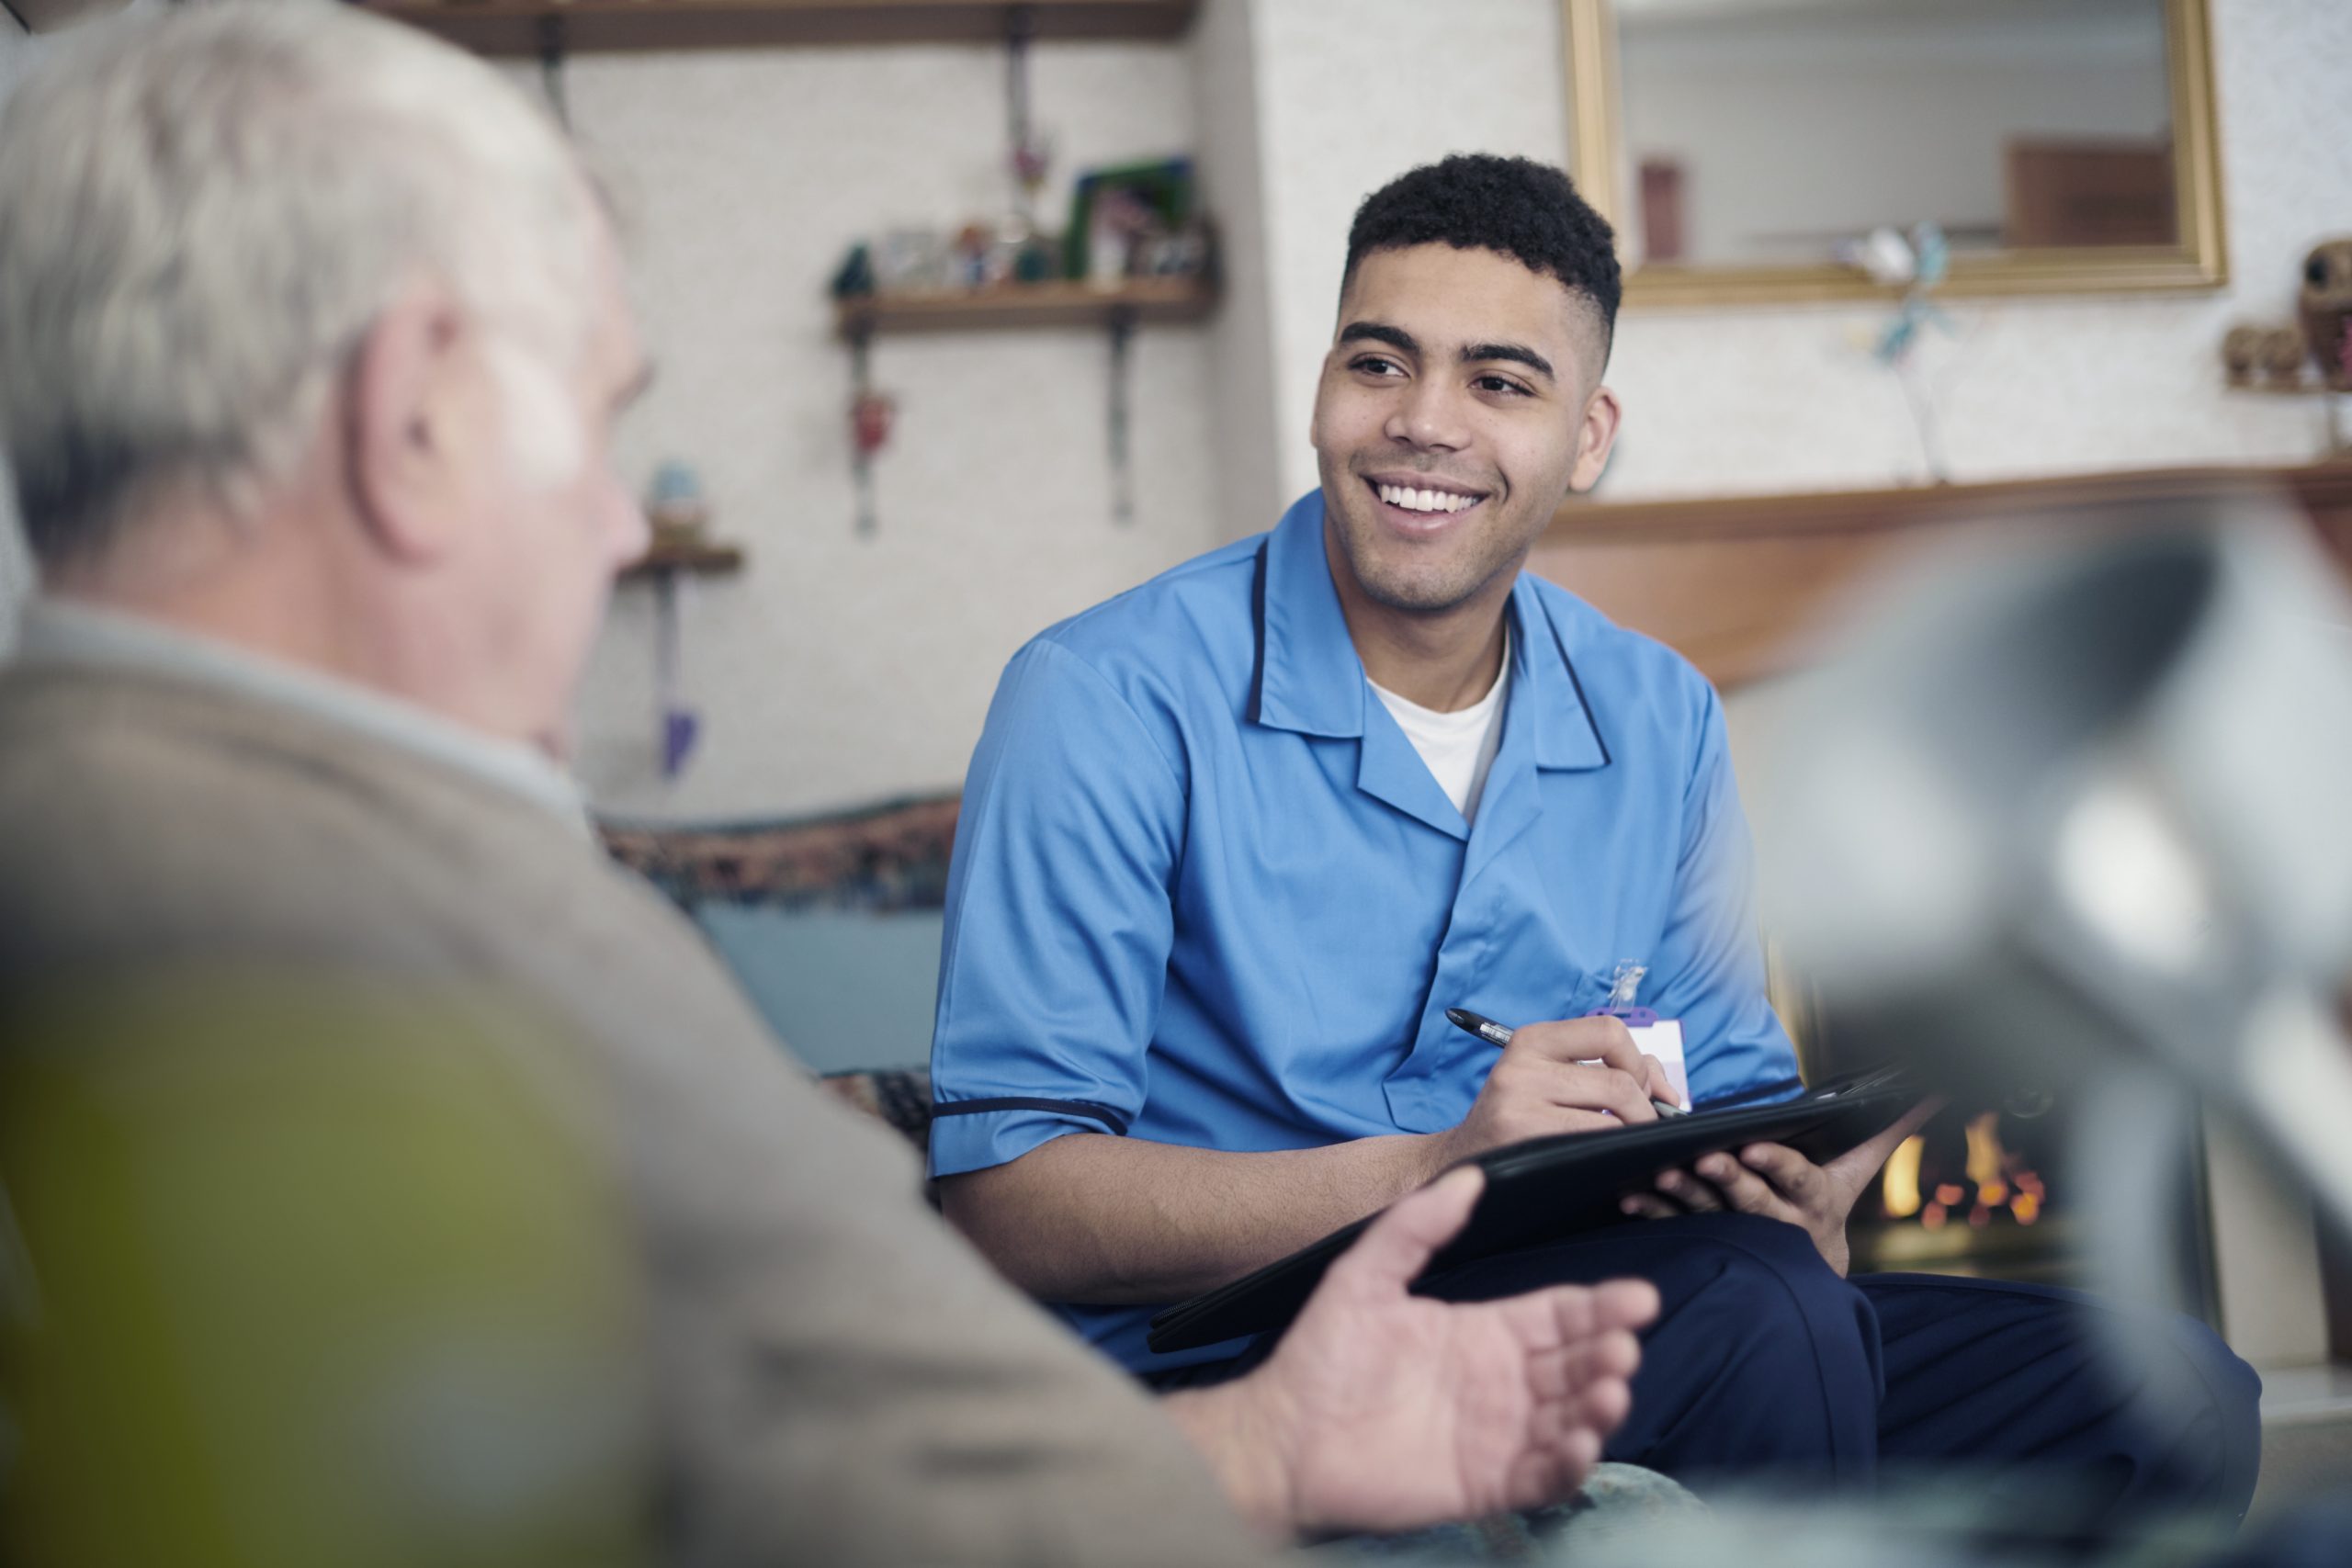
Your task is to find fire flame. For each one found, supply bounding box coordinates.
[1879,1112,2046,1230]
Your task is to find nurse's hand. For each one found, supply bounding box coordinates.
[1427,1016,1679,1177]
[1618,1100,1940,1276]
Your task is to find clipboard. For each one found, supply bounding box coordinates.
[1145,1069,1919,1355]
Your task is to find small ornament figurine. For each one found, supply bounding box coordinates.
[1012,232,1058,284]
[1836,222,1955,483]
[2259,324,2312,386]
[852,388,896,459]
[636,459,713,782]
[2221,324,2264,389]
[829,243,876,301]
[846,325,895,538]
[2298,237,2352,391]
[1003,6,1054,231]
[953,221,996,289]
[644,459,711,549]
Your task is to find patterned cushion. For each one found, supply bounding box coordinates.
[818,1066,934,1157]
[601,795,959,914]
[1318,1465,1705,1561]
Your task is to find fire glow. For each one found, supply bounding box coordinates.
[1880,1112,2047,1231]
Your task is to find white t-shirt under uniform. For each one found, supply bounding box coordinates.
[1367,633,1510,826]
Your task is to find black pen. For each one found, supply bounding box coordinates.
[1444,1007,1688,1118]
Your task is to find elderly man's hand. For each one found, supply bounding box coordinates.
[1162,1168,1656,1540]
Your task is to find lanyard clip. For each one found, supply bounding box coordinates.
[1585,961,1656,1027]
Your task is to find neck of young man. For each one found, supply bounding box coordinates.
[1332,562,1518,715]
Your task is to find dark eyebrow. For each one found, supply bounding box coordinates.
[1338,321,1418,356]
[1462,342,1554,382]
[1339,321,1555,384]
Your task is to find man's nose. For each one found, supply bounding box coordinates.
[1385,378,1470,450]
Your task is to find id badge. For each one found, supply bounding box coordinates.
[1586,1004,1690,1111]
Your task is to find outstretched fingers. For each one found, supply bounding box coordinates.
[1586,1277,1659,1335]
[1322,1165,1485,1300]
[1507,1417,1603,1508]
[1526,1328,1642,1402]
[1511,1280,1650,1404]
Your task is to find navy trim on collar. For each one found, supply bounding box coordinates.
[1250,491,1610,773]
[1517,577,1611,772]
[1252,491,1365,739]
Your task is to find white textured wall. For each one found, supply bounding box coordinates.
[557,41,1221,817]
[1188,0,1287,540]
[1246,0,1574,506]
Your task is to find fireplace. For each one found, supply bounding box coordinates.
[1849,1101,2079,1284]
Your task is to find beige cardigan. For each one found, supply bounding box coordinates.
[0,657,1268,1567]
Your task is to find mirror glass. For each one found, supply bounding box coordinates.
[1616,0,2172,269]
[1566,0,2222,302]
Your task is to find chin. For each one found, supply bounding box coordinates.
[1349,554,1476,615]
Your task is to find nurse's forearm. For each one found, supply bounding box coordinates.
[937,1129,1450,1303]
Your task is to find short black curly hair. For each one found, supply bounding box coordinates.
[1342,153,1621,362]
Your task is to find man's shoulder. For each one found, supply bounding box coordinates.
[988,535,1268,734]
[0,664,279,833]
[1518,571,1721,714]
[0,665,578,971]
[0,661,532,837]
[1027,534,1265,674]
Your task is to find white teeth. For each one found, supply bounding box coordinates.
[1378,482,1476,514]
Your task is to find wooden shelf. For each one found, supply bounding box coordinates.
[833,276,1215,337]
[2224,379,2352,397]
[621,538,745,579]
[359,0,1198,54]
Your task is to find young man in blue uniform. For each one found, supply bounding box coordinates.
[927,154,2260,1519]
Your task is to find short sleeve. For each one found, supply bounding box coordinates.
[1643,682,1804,1109]
[927,638,1187,1178]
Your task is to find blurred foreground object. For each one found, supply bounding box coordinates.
[0,974,647,1568]
[1753,491,2352,1394]
[6,0,130,32]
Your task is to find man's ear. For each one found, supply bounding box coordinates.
[1568,385,1623,493]
[343,283,479,564]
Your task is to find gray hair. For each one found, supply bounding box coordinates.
[0,0,605,565]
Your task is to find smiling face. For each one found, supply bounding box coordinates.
[1310,243,1618,625]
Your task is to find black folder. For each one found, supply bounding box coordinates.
[1145,1071,1919,1355]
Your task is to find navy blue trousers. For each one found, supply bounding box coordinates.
[1166,1213,2263,1524]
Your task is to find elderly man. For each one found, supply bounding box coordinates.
[0,6,1654,1565]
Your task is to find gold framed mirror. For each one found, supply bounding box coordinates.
[1564,0,2226,306]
